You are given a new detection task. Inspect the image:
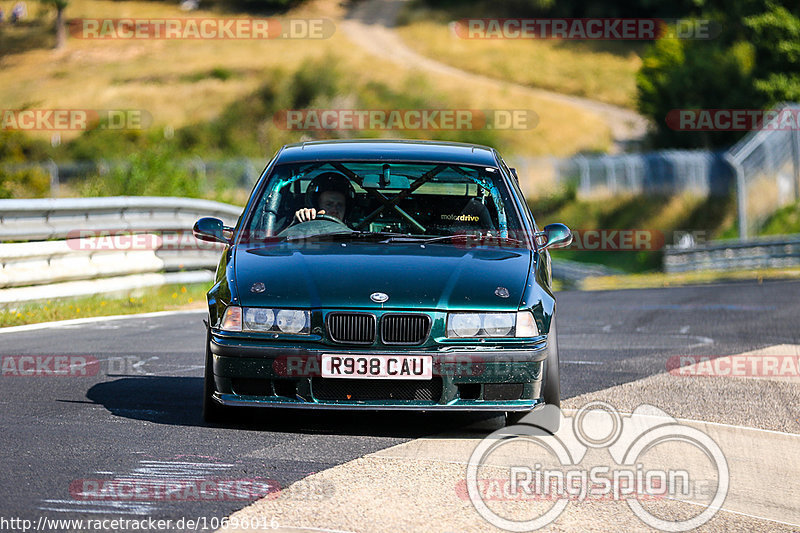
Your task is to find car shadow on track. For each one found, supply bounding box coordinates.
[85,376,505,438]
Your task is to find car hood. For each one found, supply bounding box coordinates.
[234,242,532,310]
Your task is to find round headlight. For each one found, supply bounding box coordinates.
[449,314,481,337]
[276,310,308,334]
[245,307,274,331]
[482,313,514,337]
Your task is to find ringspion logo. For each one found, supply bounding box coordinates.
[69,18,334,39]
[467,402,729,531]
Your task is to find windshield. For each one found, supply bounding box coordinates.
[243,161,529,246]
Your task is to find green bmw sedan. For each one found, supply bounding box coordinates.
[193,139,572,428]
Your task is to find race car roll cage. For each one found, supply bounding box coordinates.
[261,161,509,238]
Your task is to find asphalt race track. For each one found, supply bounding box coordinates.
[1,280,799,532]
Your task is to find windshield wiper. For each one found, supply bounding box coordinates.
[285,231,412,243]
[384,233,524,246]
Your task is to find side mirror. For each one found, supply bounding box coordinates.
[193,217,230,244]
[535,223,572,250]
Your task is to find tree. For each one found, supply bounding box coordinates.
[745,5,800,102]
[636,1,800,149]
[42,0,68,49]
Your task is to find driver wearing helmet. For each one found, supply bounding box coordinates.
[294,172,354,224]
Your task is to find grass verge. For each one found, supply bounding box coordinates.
[395,13,643,108]
[581,267,800,291]
[0,282,208,327]
[536,189,738,273]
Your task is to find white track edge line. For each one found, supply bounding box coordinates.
[0,309,206,334]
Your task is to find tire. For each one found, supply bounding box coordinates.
[504,317,561,432]
[504,410,527,426]
[542,318,561,408]
[203,329,229,424]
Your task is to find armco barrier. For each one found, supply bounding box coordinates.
[0,197,241,306]
[664,234,800,273]
[0,196,242,241]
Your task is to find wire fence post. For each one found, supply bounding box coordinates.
[792,127,800,202]
[46,159,59,197]
[576,156,590,195]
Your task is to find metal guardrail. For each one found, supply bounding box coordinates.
[551,258,623,287]
[0,196,242,241]
[664,234,800,273]
[0,197,242,306]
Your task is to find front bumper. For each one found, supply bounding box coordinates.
[209,334,549,411]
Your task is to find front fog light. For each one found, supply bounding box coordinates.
[221,306,242,331]
[276,309,309,334]
[515,311,539,337]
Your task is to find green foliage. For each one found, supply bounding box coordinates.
[637,33,759,148]
[528,183,577,219]
[0,130,52,161]
[0,131,53,198]
[65,128,154,161]
[535,189,737,273]
[412,0,702,18]
[213,0,300,14]
[745,5,800,102]
[77,144,204,198]
[41,0,68,10]
[0,167,51,199]
[760,201,800,235]
[637,1,800,149]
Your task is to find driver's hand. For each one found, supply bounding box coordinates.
[294,208,326,222]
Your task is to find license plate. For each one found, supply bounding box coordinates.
[321,355,432,380]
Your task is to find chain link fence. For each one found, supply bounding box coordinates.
[726,103,800,239]
[0,157,263,196]
[512,104,800,241]
[511,150,733,199]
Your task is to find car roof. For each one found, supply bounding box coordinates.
[274,139,500,166]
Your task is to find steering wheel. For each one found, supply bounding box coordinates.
[278,213,351,238]
[288,213,344,227]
